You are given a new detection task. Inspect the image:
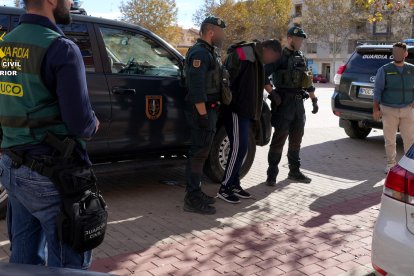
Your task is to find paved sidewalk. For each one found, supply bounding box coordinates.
[91,191,381,276]
[0,86,396,275]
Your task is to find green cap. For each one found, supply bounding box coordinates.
[287,26,307,39]
[202,16,226,28]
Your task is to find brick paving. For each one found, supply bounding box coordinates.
[0,85,400,275]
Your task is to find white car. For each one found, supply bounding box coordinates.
[372,149,414,276]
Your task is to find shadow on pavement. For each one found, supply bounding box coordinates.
[300,134,401,228]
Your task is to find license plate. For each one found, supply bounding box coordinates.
[359,87,374,98]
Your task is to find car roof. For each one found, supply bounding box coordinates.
[356,44,414,50]
[0,6,184,60]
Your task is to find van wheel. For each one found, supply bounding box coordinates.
[344,120,372,139]
[204,126,256,183]
[0,181,7,220]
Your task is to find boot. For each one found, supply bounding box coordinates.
[287,150,311,183]
[184,192,216,215]
[266,152,282,186]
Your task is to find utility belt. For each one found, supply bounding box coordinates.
[279,89,310,101]
[4,132,108,253]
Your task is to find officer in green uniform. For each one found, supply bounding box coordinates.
[265,26,319,186]
[184,17,226,215]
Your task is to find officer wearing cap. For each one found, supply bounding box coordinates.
[265,26,319,186]
[184,16,226,215]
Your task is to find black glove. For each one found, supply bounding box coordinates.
[269,90,282,111]
[311,97,319,114]
[198,114,209,129]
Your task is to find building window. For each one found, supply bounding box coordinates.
[294,4,303,17]
[307,43,317,54]
[373,20,391,35]
[330,42,342,54]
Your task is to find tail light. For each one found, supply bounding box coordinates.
[384,164,414,204]
[373,263,387,276]
[334,65,346,85]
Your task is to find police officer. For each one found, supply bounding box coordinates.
[265,26,319,186]
[0,0,99,268]
[184,17,226,215]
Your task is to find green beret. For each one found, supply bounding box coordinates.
[202,16,226,28]
[287,26,307,39]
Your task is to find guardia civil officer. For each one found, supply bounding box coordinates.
[373,42,414,173]
[265,26,319,186]
[184,17,226,215]
[217,40,282,204]
[0,0,99,268]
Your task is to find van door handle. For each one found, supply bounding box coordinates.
[112,87,136,96]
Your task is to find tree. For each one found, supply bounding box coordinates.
[120,0,181,45]
[193,0,218,27]
[353,0,413,40]
[247,0,292,41]
[355,0,414,22]
[192,0,292,52]
[303,0,357,77]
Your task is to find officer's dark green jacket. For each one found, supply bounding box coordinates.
[0,23,71,148]
[266,47,315,92]
[381,62,414,105]
[185,39,222,104]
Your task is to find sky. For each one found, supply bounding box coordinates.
[0,0,204,28]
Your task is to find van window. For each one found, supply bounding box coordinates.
[99,27,180,77]
[59,23,95,72]
[0,14,9,34]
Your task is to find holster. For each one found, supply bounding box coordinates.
[5,132,108,253]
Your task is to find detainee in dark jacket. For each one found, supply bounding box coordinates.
[216,40,282,204]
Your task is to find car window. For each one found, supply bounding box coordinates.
[59,23,95,72]
[99,27,180,77]
[346,49,414,75]
[0,14,10,34]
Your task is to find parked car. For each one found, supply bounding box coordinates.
[313,74,328,83]
[372,146,414,276]
[332,44,414,139]
[0,6,272,218]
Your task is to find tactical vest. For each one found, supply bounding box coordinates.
[273,48,313,90]
[382,62,414,105]
[185,41,222,96]
[0,23,71,149]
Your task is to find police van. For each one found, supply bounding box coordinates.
[0,6,272,218]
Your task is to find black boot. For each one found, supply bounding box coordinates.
[288,170,311,183]
[184,192,216,215]
[199,191,216,205]
[266,152,282,186]
[287,150,311,183]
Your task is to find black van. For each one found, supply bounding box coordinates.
[0,6,272,217]
[332,44,414,139]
